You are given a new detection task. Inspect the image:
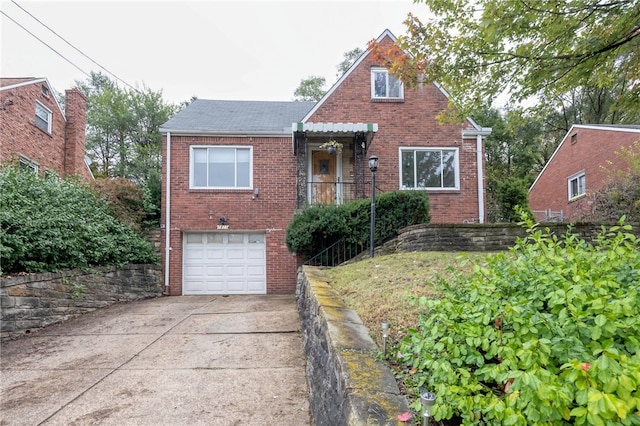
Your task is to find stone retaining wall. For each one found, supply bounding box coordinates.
[297,266,410,426]
[0,264,162,341]
[388,222,640,253]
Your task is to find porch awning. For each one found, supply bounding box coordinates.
[291,122,378,154]
[292,122,378,133]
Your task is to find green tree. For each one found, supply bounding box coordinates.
[77,72,178,225]
[293,48,365,102]
[372,1,640,121]
[336,47,363,77]
[293,75,326,102]
[472,108,541,221]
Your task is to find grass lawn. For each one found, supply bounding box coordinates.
[323,251,491,350]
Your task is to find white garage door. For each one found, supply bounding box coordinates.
[183,232,266,295]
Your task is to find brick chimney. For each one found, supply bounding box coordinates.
[64,88,89,180]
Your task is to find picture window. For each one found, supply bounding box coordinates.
[190,146,252,189]
[400,148,459,190]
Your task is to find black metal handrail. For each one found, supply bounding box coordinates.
[307,181,368,205]
[304,238,367,267]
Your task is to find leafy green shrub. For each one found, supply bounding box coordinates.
[286,190,429,257]
[395,217,640,425]
[285,204,350,258]
[91,177,146,232]
[0,165,158,275]
[142,168,162,227]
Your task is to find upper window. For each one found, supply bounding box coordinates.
[568,172,586,200]
[190,146,252,189]
[35,101,52,133]
[371,68,403,99]
[400,148,459,190]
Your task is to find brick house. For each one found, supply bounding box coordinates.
[529,124,640,222]
[0,77,93,182]
[159,30,491,296]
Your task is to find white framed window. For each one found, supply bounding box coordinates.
[371,68,403,99]
[35,101,52,133]
[568,172,586,200]
[190,146,252,189]
[400,148,459,190]
[19,156,39,174]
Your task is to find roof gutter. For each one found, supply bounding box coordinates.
[159,128,291,137]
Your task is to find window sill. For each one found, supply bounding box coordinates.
[568,194,586,203]
[33,124,52,137]
[371,98,404,103]
[401,187,460,193]
[188,188,253,193]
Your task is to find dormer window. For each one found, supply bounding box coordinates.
[371,68,403,100]
[35,101,52,133]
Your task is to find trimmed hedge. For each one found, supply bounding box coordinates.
[286,190,430,258]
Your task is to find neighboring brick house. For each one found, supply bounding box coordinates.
[529,124,640,222]
[159,29,491,296]
[0,77,93,182]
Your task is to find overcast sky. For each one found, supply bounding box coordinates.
[1,0,428,105]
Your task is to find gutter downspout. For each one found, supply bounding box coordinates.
[476,134,485,224]
[164,132,171,295]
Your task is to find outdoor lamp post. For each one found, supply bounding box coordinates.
[381,322,390,355]
[368,155,379,258]
[420,391,437,426]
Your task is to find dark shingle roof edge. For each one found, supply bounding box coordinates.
[160,99,317,134]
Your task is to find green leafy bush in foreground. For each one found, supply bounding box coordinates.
[0,166,158,275]
[396,218,640,425]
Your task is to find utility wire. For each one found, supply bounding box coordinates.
[0,9,92,80]
[7,1,141,93]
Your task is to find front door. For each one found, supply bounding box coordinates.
[311,150,337,204]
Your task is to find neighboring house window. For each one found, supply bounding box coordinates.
[568,172,586,200]
[400,148,459,190]
[371,68,403,99]
[190,146,252,189]
[19,156,39,173]
[35,101,52,133]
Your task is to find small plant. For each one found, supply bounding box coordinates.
[61,276,86,300]
[70,283,86,300]
[319,139,343,154]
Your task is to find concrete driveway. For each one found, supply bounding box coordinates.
[0,295,311,426]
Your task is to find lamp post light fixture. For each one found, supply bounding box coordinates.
[381,322,390,355]
[368,155,379,258]
[420,391,437,426]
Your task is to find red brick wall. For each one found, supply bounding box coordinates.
[1,81,67,174]
[0,81,91,182]
[529,127,640,221]
[308,36,484,224]
[161,135,300,295]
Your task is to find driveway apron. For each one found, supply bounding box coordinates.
[0,295,311,426]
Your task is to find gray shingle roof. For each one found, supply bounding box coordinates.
[160,99,316,134]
